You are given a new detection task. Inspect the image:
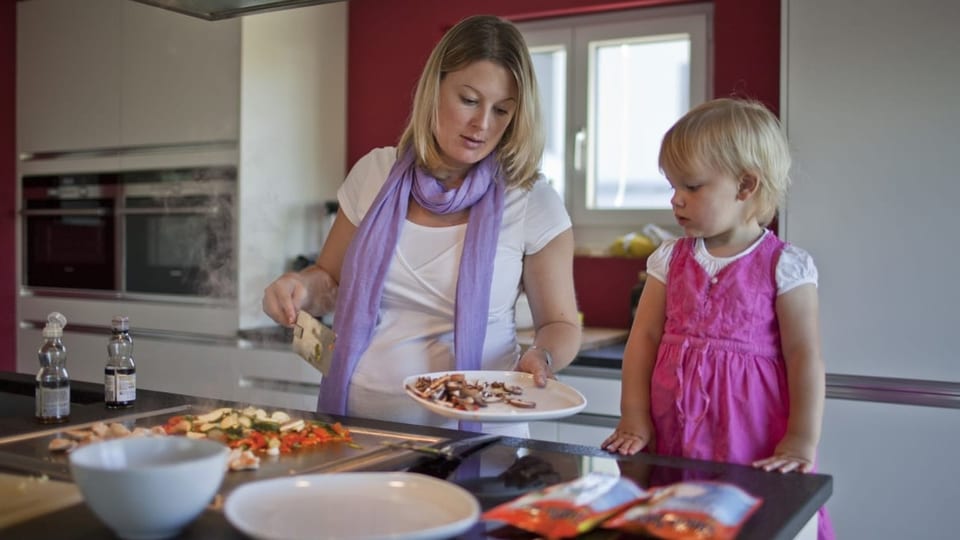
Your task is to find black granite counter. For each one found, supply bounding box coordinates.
[0,371,830,540]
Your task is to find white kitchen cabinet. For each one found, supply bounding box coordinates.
[16,0,121,153]
[529,419,617,448]
[16,0,239,154]
[120,1,239,147]
[557,372,621,417]
[17,326,322,412]
[528,368,622,446]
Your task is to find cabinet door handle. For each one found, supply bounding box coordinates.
[573,126,587,172]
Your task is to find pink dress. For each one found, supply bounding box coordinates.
[650,234,835,540]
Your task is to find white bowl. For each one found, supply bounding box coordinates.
[68,436,229,540]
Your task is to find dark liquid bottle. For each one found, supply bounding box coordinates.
[105,315,136,408]
[36,312,70,424]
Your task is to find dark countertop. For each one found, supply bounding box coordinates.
[569,341,626,370]
[0,371,830,540]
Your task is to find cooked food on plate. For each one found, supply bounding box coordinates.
[406,373,537,411]
[47,406,354,472]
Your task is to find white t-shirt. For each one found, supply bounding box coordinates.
[645,230,818,294]
[337,147,571,435]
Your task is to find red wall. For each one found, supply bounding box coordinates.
[1,0,15,371]
[346,0,779,165]
[347,0,780,328]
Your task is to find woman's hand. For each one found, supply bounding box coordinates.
[601,418,655,456]
[515,347,555,387]
[262,265,340,327]
[262,272,311,326]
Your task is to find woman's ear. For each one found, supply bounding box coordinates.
[737,174,759,200]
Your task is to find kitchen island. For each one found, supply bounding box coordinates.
[0,371,830,539]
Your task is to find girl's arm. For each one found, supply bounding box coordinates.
[601,276,666,455]
[518,228,582,387]
[755,282,825,473]
[262,208,356,326]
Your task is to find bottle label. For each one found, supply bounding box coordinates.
[105,372,136,403]
[37,386,70,418]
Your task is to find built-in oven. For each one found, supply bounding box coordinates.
[20,166,236,300]
[120,168,236,298]
[21,173,120,291]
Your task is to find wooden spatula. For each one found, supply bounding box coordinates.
[291,311,336,376]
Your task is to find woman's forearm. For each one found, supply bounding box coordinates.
[529,320,582,371]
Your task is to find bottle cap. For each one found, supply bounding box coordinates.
[43,312,67,338]
[111,315,130,331]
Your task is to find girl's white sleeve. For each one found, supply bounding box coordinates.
[776,244,819,295]
[645,239,678,284]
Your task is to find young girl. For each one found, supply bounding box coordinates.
[600,98,833,539]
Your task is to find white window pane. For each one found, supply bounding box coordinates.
[590,36,690,210]
[530,47,567,201]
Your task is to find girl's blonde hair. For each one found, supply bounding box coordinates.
[397,15,544,189]
[659,98,792,227]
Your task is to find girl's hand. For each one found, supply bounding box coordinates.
[752,434,816,473]
[752,453,813,474]
[601,419,655,456]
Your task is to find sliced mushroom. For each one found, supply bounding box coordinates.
[48,438,77,452]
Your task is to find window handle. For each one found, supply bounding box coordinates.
[573,126,586,172]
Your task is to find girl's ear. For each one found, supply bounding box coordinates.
[737,174,759,200]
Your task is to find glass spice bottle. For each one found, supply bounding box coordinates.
[104,315,136,408]
[36,312,70,423]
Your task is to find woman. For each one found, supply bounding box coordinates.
[262,15,581,436]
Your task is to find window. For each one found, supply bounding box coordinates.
[520,4,712,228]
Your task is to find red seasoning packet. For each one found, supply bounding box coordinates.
[481,472,649,539]
[601,480,763,540]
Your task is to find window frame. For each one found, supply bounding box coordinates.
[519,4,713,229]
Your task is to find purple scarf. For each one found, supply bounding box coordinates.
[318,148,506,425]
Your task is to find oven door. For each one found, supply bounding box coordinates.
[22,199,117,291]
[121,194,235,298]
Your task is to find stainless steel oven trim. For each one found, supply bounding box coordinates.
[117,206,223,216]
[562,364,960,410]
[21,319,243,347]
[20,208,111,217]
[122,179,235,198]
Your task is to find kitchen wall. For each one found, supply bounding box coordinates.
[1,0,15,372]
[345,0,779,166]
[0,0,777,368]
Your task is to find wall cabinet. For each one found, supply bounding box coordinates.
[16,1,347,338]
[16,0,121,153]
[17,0,239,154]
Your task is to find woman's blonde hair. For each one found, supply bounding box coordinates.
[659,98,792,227]
[397,15,544,189]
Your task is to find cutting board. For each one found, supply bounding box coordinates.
[0,472,83,528]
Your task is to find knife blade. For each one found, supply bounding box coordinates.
[405,433,502,478]
[291,311,336,376]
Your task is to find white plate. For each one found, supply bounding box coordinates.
[224,472,479,540]
[403,370,588,423]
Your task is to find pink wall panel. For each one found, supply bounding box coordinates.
[1,0,16,372]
